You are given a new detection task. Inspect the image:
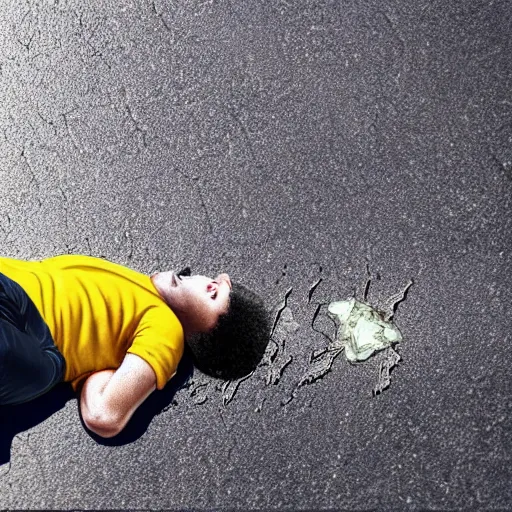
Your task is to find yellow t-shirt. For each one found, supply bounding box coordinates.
[0,254,184,391]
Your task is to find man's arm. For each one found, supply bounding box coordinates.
[80,353,157,438]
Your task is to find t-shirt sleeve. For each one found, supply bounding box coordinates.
[126,306,185,390]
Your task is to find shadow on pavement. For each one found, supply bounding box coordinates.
[0,351,195,461]
[0,382,75,466]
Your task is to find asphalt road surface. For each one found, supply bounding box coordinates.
[0,1,511,510]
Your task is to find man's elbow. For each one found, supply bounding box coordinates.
[83,412,124,438]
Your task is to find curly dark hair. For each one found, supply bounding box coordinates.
[184,282,271,380]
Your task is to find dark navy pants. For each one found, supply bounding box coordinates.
[0,272,66,406]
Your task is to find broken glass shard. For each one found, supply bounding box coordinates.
[373,346,401,395]
[327,298,403,362]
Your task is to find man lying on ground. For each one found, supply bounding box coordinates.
[0,254,270,438]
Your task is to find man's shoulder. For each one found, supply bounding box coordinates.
[137,303,184,338]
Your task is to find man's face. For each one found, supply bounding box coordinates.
[150,270,232,334]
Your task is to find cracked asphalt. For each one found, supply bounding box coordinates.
[0,0,511,510]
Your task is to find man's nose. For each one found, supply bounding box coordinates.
[219,273,232,289]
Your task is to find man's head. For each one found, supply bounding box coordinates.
[150,268,233,335]
[150,268,271,380]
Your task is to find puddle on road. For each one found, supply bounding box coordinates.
[297,276,413,397]
[177,274,413,411]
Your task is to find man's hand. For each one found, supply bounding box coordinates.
[80,353,157,438]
